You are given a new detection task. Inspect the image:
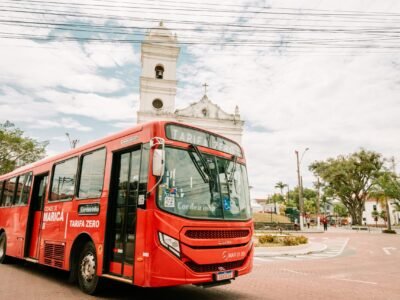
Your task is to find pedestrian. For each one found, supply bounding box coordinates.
[322,217,328,231]
[307,219,310,229]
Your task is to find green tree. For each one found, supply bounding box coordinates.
[0,121,48,174]
[379,210,387,225]
[275,181,287,202]
[371,210,379,227]
[304,198,316,214]
[320,195,333,215]
[370,171,400,230]
[309,149,384,225]
[333,203,348,217]
[394,200,400,212]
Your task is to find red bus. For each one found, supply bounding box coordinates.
[0,121,253,294]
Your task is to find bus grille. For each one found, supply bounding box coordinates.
[44,242,65,269]
[185,259,245,273]
[185,230,250,239]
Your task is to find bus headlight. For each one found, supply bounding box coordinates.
[158,232,180,258]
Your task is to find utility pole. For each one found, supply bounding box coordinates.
[295,148,309,231]
[385,157,396,231]
[316,177,321,228]
[295,150,304,230]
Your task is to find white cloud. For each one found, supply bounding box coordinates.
[38,90,138,122]
[27,117,92,132]
[1,0,400,200]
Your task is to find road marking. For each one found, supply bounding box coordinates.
[333,238,349,257]
[254,238,349,264]
[382,247,396,255]
[254,257,274,262]
[282,269,309,275]
[273,256,298,261]
[333,278,377,285]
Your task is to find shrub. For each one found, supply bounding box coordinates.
[258,235,276,244]
[295,236,308,244]
[382,229,397,234]
[283,236,299,246]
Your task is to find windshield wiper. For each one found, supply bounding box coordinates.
[188,144,215,183]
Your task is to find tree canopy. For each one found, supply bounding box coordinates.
[0,121,48,175]
[309,149,384,225]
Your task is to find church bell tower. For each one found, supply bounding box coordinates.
[137,22,180,123]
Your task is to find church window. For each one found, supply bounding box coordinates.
[155,65,164,79]
[152,99,163,109]
[202,108,208,117]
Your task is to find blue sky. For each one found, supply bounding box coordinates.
[1,0,400,198]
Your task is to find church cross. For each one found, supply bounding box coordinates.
[202,83,208,95]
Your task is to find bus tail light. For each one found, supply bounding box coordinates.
[158,232,180,258]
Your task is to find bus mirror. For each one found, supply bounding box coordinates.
[153,149,165,177]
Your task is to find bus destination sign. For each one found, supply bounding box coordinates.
[166,124,242,157]
[78,203,100,216]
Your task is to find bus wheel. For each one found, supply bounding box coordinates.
[0,232,7,264]
[77,241,99,295]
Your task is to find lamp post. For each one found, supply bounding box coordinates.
[295,148,309,231]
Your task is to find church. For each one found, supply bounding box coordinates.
[136,22,244,144]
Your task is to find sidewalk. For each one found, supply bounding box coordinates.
[254,241,327,257]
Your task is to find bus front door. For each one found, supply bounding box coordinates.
[26,174,48,259]
[107,149,141,278]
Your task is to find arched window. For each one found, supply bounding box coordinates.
[155,65,164,79]
[152,99,163,109]
[202,108,208,117]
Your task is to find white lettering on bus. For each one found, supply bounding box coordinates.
[69,220,100,228]
[43,211,64,222]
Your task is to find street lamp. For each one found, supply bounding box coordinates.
[65,132,79,149]
[295,147,309,230]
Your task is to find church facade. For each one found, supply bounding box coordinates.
[137,22,244,144]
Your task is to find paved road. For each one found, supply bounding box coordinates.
[254,236,349,263]
[0,230,399,300]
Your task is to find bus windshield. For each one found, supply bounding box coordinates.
[157,147,251,220]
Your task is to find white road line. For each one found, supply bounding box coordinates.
[313,254,333,258]
[333,278,377,285]
[333,238,349,257]
[282,269,309,275]
[294,255,315,259]
[274,256,298,261]
[382,247,396,255]
[254,257,274,262]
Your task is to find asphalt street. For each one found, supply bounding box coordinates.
[0,229,399,300]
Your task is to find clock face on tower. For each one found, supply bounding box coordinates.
[152,99,163,109]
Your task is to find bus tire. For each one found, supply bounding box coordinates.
[77,241,100,295]
[0,232,7,264]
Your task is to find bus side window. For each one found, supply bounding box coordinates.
[50,157,78,201]
[15,173,32,205]
[78,148,106,199]
[0,181,3,206]
[4,177,17,206]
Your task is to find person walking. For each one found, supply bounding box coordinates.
[322,217,328,231]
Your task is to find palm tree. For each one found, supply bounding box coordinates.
[393,200,400,212]
[369,172,399,231]
[275,181,287,200]
[371,210,379,227]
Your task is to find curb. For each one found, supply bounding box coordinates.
[254,242,328,257]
